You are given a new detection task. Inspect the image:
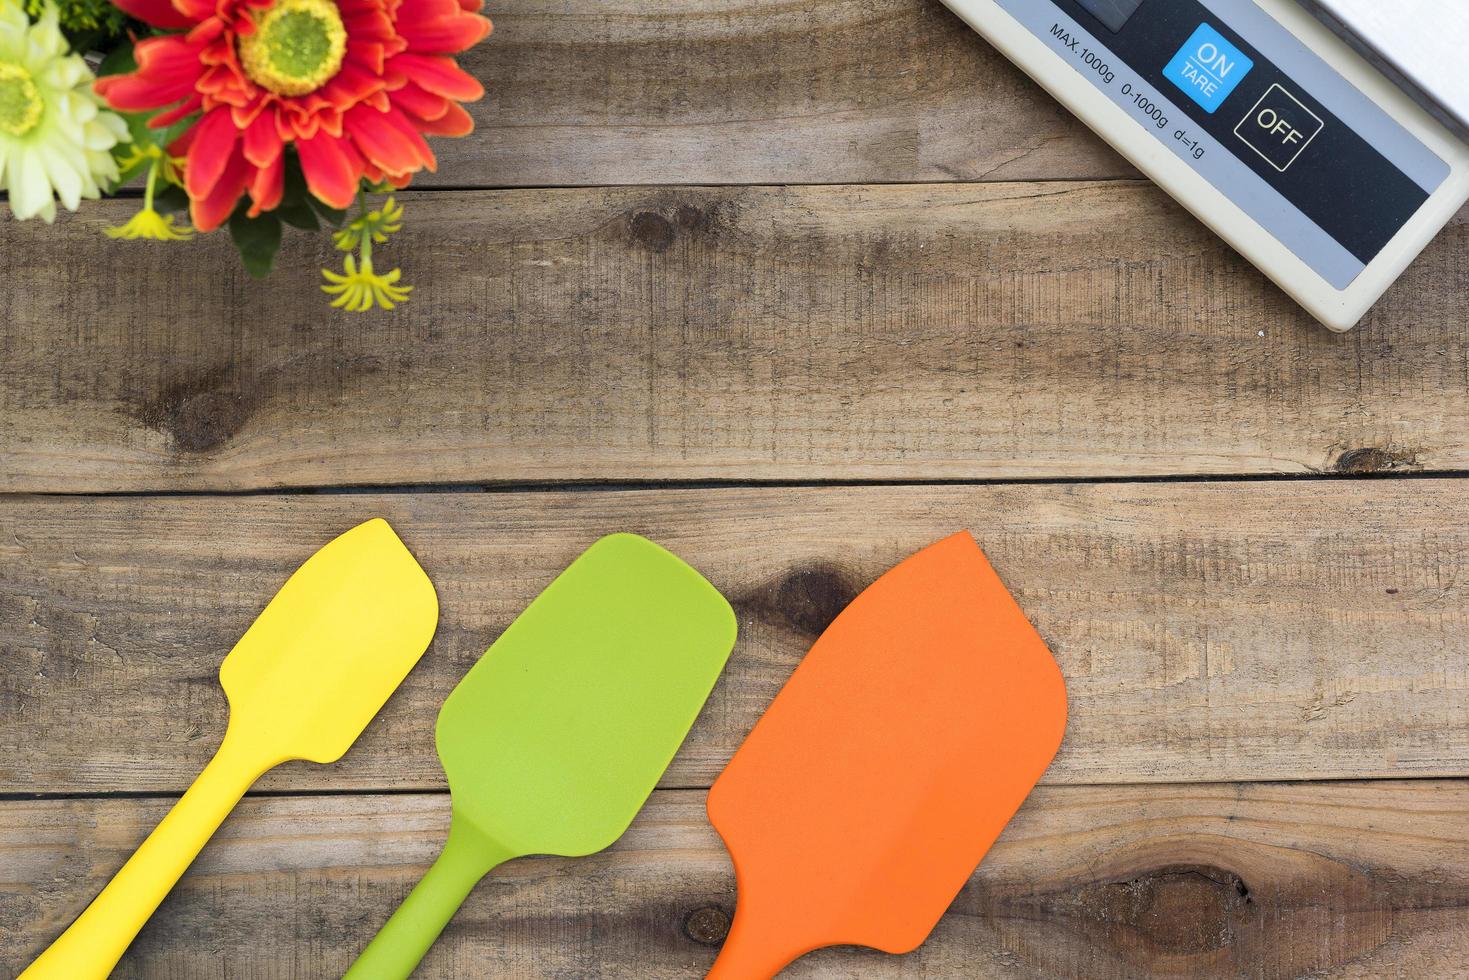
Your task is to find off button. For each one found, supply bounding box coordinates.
[1234,83,1323,171]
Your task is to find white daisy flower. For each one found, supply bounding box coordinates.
[0,0,127,222]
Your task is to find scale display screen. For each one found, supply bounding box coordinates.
[990,0,1450,288]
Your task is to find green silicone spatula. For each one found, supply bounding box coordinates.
[343,532,738,980]
[21,518,438,980]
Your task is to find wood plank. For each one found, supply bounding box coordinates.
[4,782,1466,978]
[2,185,1467,492]
[2,483,1465,794]
[431,0,1135,187]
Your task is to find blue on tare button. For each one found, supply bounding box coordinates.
[1163,23,1254,113]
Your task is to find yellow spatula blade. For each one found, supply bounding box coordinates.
[221,517,440,763]
[20,517,438,980]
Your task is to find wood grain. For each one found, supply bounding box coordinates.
[4,782,1467,978]
[430,0,1135,187]
[2,185,1467,492]
[1,5,1461,977]
[2,483,1465,795]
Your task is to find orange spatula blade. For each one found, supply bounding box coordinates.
[707,531,1067,978]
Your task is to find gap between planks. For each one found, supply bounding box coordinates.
[3,466,1469,502]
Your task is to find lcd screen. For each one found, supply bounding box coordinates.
[1075,0,1144,32]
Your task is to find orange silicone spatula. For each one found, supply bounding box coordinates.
[706,531,1068,978]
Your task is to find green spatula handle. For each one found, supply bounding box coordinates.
[20,727,268,980]
[344,814,514,980]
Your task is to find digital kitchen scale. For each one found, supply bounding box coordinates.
[938,0,1469,331]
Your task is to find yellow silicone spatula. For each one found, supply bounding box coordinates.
[20,517,438,980]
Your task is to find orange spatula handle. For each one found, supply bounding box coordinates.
[705,906,801,980]
[343,813,514,980]
[19,726,268,980]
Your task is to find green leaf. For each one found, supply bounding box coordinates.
[276,150,345,227]
[307,194,348,227]
[153,183,190,215]
[159,117,197,149]
[228,210,283,279]
[118,110,197,159]
[120,113,151,148]
[276,201,320,231]
[281,154,308,198]
[97,43,137,78]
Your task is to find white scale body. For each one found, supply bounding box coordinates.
[938,0,1469,331]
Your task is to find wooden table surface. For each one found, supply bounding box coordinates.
[2,1,1467,977]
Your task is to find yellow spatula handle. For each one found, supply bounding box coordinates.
[20,728,267,980]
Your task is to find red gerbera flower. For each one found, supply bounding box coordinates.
[96,0,490,231]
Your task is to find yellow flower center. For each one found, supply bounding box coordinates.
[238,0,347,97]
[0,61,43,137]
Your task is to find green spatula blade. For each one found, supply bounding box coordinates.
[344,533,738,979]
